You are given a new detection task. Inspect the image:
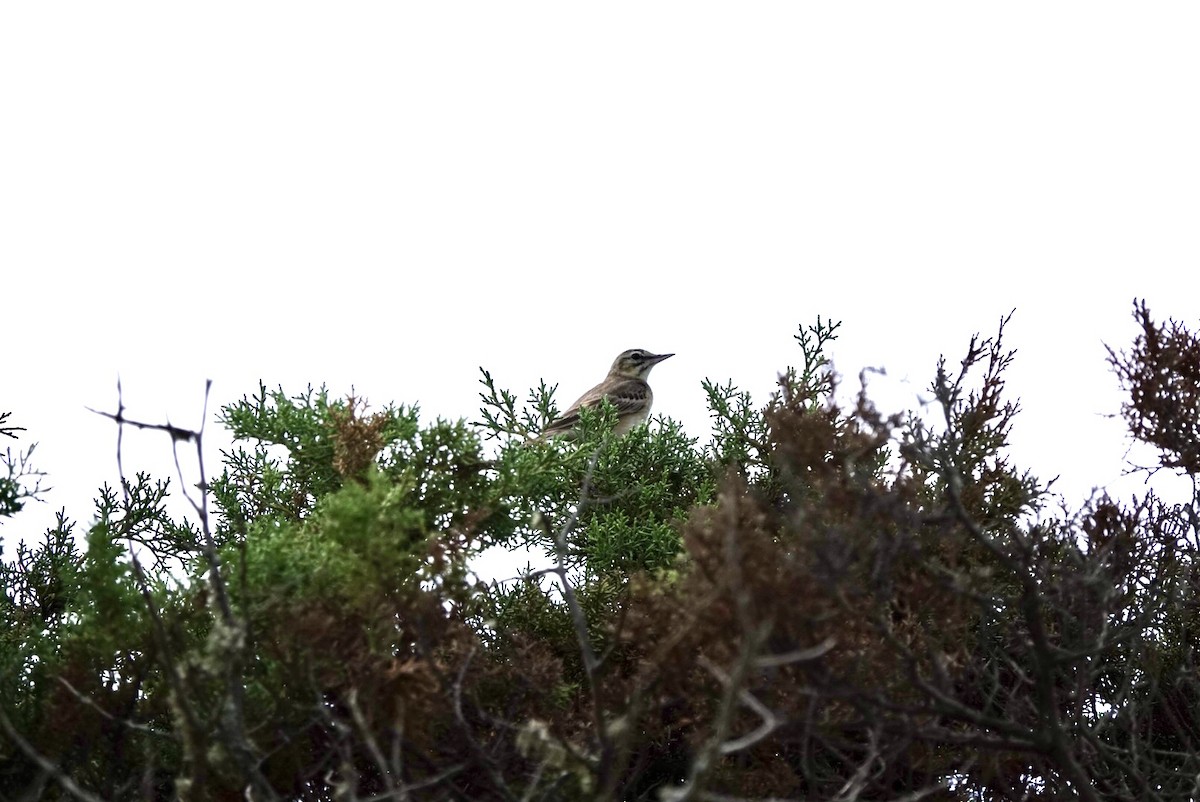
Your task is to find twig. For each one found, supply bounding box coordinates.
[754,638,836,669]
[697,656,779,756]
[56,676,173,739]
[831,727,882,801]
[534,447,610,765]
[0,707,106,802]
[661,496,772,802]
[91,382,280,801]
[450,647,519,802]
[347,689,399,799]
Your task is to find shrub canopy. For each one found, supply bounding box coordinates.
[3,305,1200,801]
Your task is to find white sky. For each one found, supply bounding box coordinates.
[3,4,1199,548]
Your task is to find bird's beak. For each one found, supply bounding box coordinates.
[649,353,674,365]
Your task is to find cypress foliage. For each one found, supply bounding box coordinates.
[3,305,1199,800]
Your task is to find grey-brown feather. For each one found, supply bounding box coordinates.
[541,377,653,437]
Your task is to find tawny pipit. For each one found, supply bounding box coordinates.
[540,349,673,439]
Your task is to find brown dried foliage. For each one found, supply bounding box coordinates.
[1109,299,1200,474]
[330,394,389,481]
[606,393,975,798]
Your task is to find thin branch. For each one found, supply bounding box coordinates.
[56,676,174,739]
[0,707,106,802]
[124,544,210,788]
[662,498,772,802]
[754,637,837,669]
[347,688,399,799]
[87,396,197,444]
[831,727,882,802]
[450,647,519,802]
[533,446,610,771]
[0,410,26,438]
[91,382,279,801]
[359,763,466,802]
[542,447,605,674]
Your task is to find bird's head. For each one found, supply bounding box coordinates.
[609,349,674,379]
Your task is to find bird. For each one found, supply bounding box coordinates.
[539,349,674,439]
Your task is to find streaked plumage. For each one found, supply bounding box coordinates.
[540,349,673,439]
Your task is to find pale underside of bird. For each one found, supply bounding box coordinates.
[539,349,674,439]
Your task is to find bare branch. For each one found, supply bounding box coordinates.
[753,637,837,669]
[831,727,882,802]
[0,707,106,802]
[56,676,174,739]
[90,381,280,800]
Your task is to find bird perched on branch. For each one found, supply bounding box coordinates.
[539,349,674,439]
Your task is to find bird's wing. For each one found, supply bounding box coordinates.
[541,378,651,436]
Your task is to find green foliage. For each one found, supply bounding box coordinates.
[477,369,559,441]
[237,469,429,617]
[211,383,422,537]
[98,475,201,572]
[0,504,179,801]
[480,392,715,573]
[0,412,47,519]
[0,514,82,702]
